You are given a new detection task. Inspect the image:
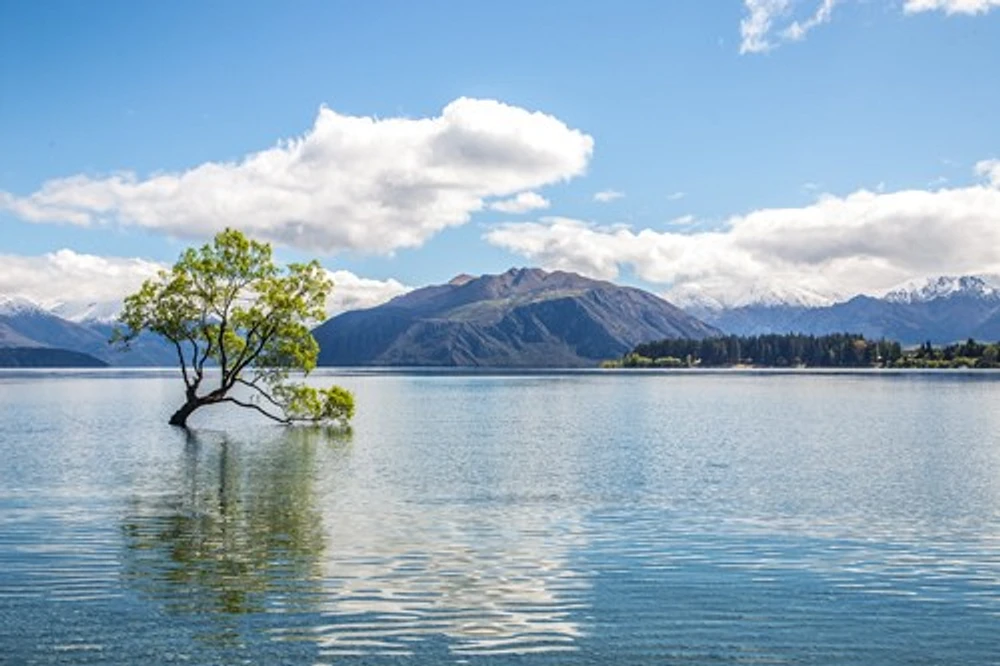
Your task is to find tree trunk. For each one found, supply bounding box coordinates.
[168,399,202,428]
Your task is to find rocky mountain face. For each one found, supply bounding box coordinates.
[691,275,1000,344]
[314,268,719,367]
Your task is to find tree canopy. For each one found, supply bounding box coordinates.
[115,229,354,428]
[617,333,903,368]
[612,333,1000,369]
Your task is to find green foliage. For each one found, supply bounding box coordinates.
[273,384,355,423]
[625,333,901,368]
[115,228,354,427]
[618,333,1000,370]
[892,338,1000,368]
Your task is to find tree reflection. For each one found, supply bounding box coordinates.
[121,427,349,618]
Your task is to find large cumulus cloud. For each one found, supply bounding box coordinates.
[1,98,593,254]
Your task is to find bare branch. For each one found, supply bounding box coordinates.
[170,338,193,390]
[221,397,290,424]
[235,377,285,410]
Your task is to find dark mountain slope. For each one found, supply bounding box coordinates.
[0,347,108,368]
[315,268,719,367]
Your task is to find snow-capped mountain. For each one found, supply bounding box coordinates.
[667,281,838,313]
[0,293,124,324]
[48,299,123,324]
[668,281,842,337]
[0,294,47,317]
[0,293,173,366]
[880,275,1000,305]
[688,274,1000,343]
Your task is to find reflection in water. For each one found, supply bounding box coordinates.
[121,427,347,625]
[4,372,1000,664]
[120,425,592,658]
[305,504,591,658]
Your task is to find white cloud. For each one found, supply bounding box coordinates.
[741,0,839,54]
[323,270,411,315]
[594,189,625,203]
[667,191,686,201]
[904,0,1000,14]
[781,0,838,42]
[0,249,164,308]
[741,0,792,54]
[488,191,550,214]
[485,162,1000,304]
[0,249,410,318]
[668,214,697,227]
[740,0,998,54]
[0,98,593,254]
[975,158,1000,187]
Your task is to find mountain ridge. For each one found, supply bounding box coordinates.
[314,267,719,367]
[695,274,1000,343]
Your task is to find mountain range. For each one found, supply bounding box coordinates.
[680,275,1000,344]
[314,268,718,366]
[4,271,1000,368]
[0,296,176,366]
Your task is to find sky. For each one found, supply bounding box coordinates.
[1,0,999,313]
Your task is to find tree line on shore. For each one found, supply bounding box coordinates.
[607,333,1000,369]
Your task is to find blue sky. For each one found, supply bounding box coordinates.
[2,0,999,311]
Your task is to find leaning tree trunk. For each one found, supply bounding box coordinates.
[168,399,203,428]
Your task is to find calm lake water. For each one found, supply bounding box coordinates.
[1,369,998,664]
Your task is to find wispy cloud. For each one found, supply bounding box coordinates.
[593,189,625,203]
[489,191,550,214]
[741,0,998,54]
[668,214,697,227]
[741,0,839,54]
[903,0,1000,14]
[486,161,1000,302]
[666,191,686,201]
[0,99,593,255]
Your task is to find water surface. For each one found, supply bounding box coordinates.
[1,370,998,664]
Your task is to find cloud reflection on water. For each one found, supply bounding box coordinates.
[120,426,592,658]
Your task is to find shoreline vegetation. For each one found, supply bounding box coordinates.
[604,333,1000,370]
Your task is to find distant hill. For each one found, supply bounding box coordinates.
[684,275,1000,345]
[314,267,719,367]
[0,296,176,366]
[0,347,108,368]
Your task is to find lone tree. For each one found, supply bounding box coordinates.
[115,229,354,428]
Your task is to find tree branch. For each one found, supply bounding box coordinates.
[225,319,280,391]
[170,337,193,390]
[221,397,290,424]
[235,377,285,411]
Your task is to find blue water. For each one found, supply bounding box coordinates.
[1,369,998,664]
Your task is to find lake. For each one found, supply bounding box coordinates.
[1,369,998,664]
